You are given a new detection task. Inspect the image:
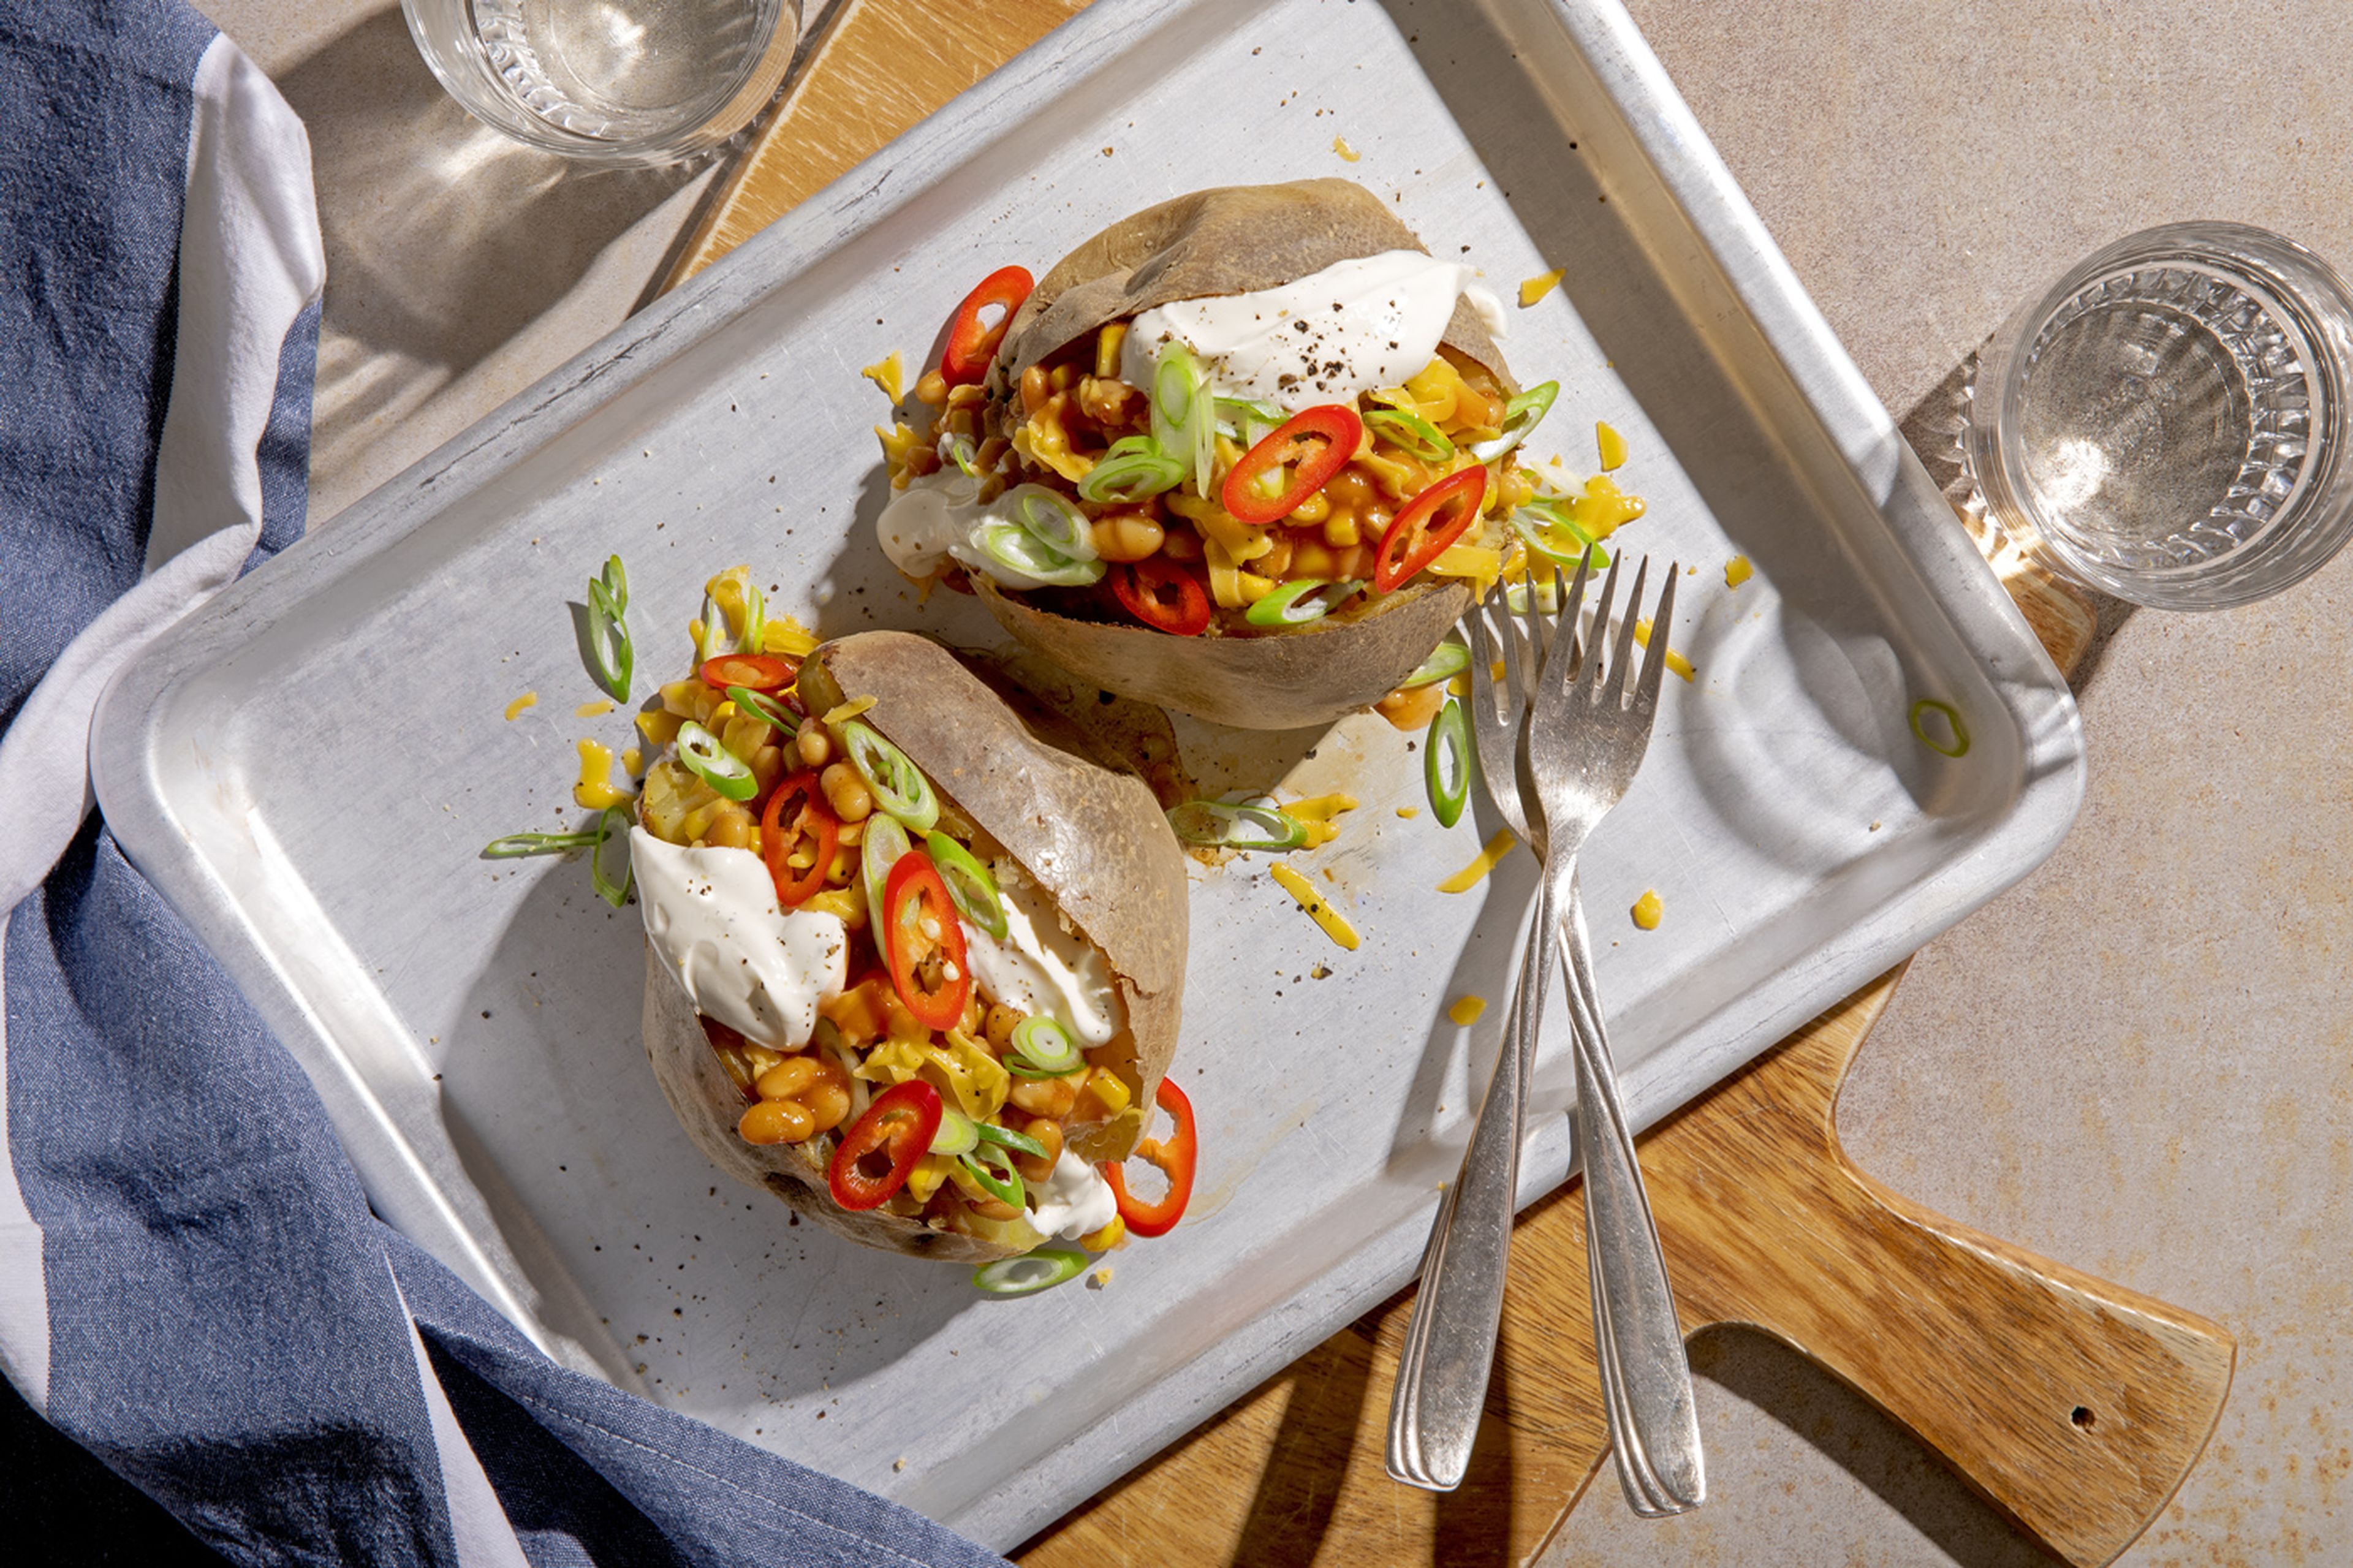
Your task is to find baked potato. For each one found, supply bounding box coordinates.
[634,613,1187,1263]
[874,179,1612,730]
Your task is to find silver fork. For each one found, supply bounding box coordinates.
[1518,554,1703,1515]
[1384,555,1704,1513]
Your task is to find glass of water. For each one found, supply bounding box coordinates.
[402,0,801,165]
[1966,222,2353,609]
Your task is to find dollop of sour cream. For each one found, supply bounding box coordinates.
[963,862,1124,1047]
[632,828,849,1051]
[1120,249,1508,413]
[1027,1147,1118,1241]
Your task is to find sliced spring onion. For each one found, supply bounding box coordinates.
[946,436,982,479]
[599,554,629,615]
[1009,1015,1085,1076]
[1469,379,1560,462]
[1364,407,1456,463]
[726,684,799,737]
[694,590,730,663]
[1426,699,1472,828]
[974,1121,1050,1159]
[931,1107,979,1158]
[1243,577,1364,629]
[1401,638,1469,688]
[585,584,632,703]
[1512,501,1610,572]
[1077,434,1184,503]
[1006,483,1099,562]
[675,720,758,801]
[1909,698,1971,758]
[976,520,1106,588]
[838,719,940,831]
[742,581,767,660]
[482,830,599,859]
[925,831,1007,941]
[1165,798,1308,852]
[961,1146,1024,1208]
[590,804,633,908]
[1502,576,1563,615]
[1150,342,1218,498]
[1214,395,1285,439]
[972,1246,1088,1297]
[860,813,912,933]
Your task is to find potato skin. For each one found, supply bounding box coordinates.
[978,179,1506,730]
[639,631,1187,1257]
[976,577,1472,732]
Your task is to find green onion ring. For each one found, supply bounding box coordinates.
[947,436,982,478]
[1401,638,1469,689]
[930,1107,979,1158]
[726,685,799,737]
[1244,577,1363,629]
[1426,698,1472,828]
[961,1146,1024,1208]
[590,805,634,908]
[1909,698,1972,758]
[1364,407,1456,463]
[599,553,629,615]
[1469,379,1560,463]
[974,1122,1050,1160]
[976,520,1105,588]
[1165,798,1308,852]
[838,719,940,832]
[675,720,758,802]
[1151,342,1217,497]
[1214,395,1284,439]
[694,591,729,663]
[925,831,1007,941]
[1004,1059,1088,1081]
[1511,501,1610,573]
[482,830,599,859]
[1502,577,1563,615]
[972,1246,1088,1297]
[1009,1015,1085,1075]
[1007,484,1099,561]
[1077,436,1184,504]
[860,814,913,933]
[585,588,632,703]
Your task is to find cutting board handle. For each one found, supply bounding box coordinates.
[1643,978,2235,1567]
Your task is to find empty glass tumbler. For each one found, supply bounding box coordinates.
[1966,222,2353,609]
[402,0,801,165]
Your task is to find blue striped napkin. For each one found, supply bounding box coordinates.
[0,4,1014,1563]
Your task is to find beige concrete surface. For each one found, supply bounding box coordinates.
[206,1,2352,1562]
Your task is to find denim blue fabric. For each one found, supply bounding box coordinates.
[1,3,1018,1564]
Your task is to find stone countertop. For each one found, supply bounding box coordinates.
[208,2,2351,1562]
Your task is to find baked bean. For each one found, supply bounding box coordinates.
[795,725,832,768]
[1325,466,1377,510]
[1089,510,1164,563]
[913,369,949,407]
[983,1004,1022,1051]
[756,1058,820,1100]
[820,762,873,822]
[1020,365,1051,416]
[805,1078,852,1134]
[1009,1074,1079,1119]
[740,1099,814,1145]
[1014,1118,1064,1184]
[1255,534,1295,577]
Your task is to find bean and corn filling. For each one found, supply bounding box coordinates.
[636,569,1141,1250]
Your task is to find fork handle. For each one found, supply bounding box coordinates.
[1384,879,1555,1491]
[1559,874,1707,1510]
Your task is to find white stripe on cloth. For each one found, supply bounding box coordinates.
[391,1268,533,1568]
[0,31,323,1418]
[148,33,326,576]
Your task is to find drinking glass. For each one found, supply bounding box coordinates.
[1966,222,2353,608]
[402,0,801,165]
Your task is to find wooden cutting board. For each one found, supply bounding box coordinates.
[662,5,2235,1562]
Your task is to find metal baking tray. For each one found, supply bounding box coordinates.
[94,0,2083,1548]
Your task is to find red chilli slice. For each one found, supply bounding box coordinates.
[828,1079,944,1211]
[1372,466,1488,594]
[1219,404,1363,525]
[941,266,1034,388]
[1110,557,1213,637]
[699,653,795,691]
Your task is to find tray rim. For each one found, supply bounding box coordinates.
[93,0,2086,1545]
